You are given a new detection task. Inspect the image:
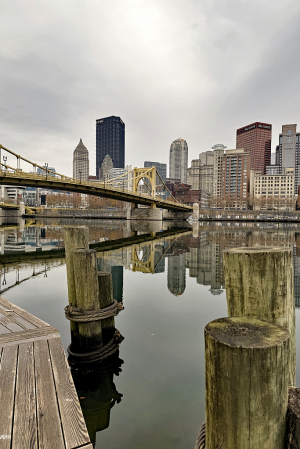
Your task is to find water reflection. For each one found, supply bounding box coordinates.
[2,219,300,447]
[71,353,124,448]
[2,220,300,307]
[0,258,64,293]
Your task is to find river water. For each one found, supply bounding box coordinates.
[0,218,300,449]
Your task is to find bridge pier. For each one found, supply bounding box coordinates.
[162,209,190,220]
[129,206,163,221]
[0,202,25,225]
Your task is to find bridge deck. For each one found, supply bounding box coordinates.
[0,170,192,212]
[0,296,92,449]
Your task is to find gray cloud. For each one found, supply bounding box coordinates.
[1,0,300,176]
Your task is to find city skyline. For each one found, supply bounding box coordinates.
[1,2,300,177]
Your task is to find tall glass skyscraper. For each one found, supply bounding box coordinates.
[169,138,188,184]
[96,116,125,179]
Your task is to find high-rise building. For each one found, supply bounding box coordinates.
[109,165,133,190]
[73,139,89,180]
[96,116,125,179]
[250,167,294,210]
[212,144,227,197]
[169,138,188,184]
[221,149,251,209]
[278,124,300,195]
[236,122,271,173]
[144,161,167,184]
[37,166,56,177]
[99,154,113,181]
[279,124,297,170]
[197,151,214,194]
[190,145,226,196]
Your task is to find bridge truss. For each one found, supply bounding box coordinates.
[0,145,192,212]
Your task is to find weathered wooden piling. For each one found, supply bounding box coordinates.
[64,226,89,341]
[223,246,295,385]
[98,272,115,342]
[72,249,102,353]
[205,317,290,449]
[286,387,300,448]
[64,227,89,300]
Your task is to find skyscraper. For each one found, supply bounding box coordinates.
[221,149,251,209]
[277,124,300,195]
[212,144,227,197]
[96,116,125,179]
[279,124,297,170]
[144,161,167,184]
[169,138,188,184]
[236,122,271,173]
[190,150,214,192]
[99,154,113,181]
[73,139,89,180]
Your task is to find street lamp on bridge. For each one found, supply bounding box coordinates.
[45,163,48,180]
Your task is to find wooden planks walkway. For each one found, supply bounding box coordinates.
[0,296,92,449]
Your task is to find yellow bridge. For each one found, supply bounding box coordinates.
[0,145,192,213]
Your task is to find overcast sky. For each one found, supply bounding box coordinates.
[1,0,300,177]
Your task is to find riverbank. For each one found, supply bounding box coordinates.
[24,207,300,222]
[198,210,300,222]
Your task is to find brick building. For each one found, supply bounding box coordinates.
[171,182,207,207]
[236,122,271,174]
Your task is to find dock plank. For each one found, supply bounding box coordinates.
[0,296,92,449]
[0,326,60,348]
[0,322,12,335]
[0,296,50,328]
[12,342,38,449]
[49,337,91,449]
[0,346,17,449]
[35,339,65,449]
[0,309,37,330]
[0,311,24,332]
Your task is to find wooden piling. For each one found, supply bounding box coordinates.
[205,317,290,449]
[72,249,102,353]
[286,387,300,448]
[63,226,89,305]
[223,246,295,385]
[98,272,115,343]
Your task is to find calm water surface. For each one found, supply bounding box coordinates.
[1,219,300,448]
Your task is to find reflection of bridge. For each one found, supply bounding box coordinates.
[0,258,65,293]
[0,145,192,213]
[97,232,190,274]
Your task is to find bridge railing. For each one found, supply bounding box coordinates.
[0,165,191,209]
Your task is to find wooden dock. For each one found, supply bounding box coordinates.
[0,296,92,449]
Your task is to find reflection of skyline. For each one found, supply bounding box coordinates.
[97,258,124,303]
[4,223,300,307]
[167,253,186,296]
[167,227,299,302]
